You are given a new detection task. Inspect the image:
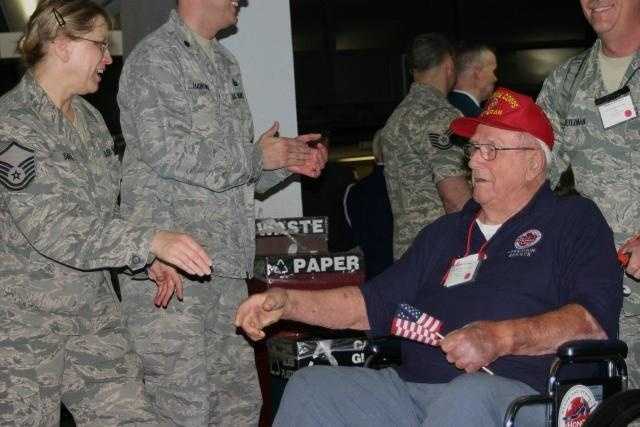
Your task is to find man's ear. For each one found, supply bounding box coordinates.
[445,58,457,84]
[447,58,456,75]
[471,63,482,82]
[526,149,545,180]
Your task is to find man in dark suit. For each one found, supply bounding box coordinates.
[344,131,394,278]
[448,43,497,117]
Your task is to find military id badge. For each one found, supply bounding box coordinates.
[443,253,482,288]
[595,86,637,129]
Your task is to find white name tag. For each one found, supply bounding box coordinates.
[443,253,482,288]
[596,86,637,129]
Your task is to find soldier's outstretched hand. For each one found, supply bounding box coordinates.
[620,235,640,279]
[235,288,289,341]
[259,122,317,171]
[148,260,184,308]
[150,230,212,276]
[288,137,328,178]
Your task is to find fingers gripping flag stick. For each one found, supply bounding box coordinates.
[391,303,494,375]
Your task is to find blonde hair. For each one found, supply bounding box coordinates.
[17,0,111,68]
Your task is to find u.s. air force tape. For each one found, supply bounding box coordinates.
[0,141,36,191]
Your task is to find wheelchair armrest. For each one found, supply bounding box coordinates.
[364,337,401,369]
[503,395,552,427]
[557,339,628,362]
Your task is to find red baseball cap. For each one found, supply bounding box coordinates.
[450,87,554,150]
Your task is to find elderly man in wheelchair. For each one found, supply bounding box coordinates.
[235,88,633,426]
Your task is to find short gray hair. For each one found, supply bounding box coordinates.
[519,132,551,172]
[454,42,494,75]
[407,33,454,72]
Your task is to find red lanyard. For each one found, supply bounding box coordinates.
[464,212,490,259]
[441,213,490,286]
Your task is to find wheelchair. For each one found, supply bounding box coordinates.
[504,339,634,427]
[364,338,636,426]
[583,389,640,426]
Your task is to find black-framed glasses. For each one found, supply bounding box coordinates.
[464,143,536,161]
[52,8,110,54]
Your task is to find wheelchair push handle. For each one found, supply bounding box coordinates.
[557,339,628,362]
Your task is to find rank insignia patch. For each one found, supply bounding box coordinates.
[428,130,453,149]
[0,141,36,191]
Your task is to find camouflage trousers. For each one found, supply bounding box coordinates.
[120,275,261,427]
[0,282,159,426]
[621,313,640,390]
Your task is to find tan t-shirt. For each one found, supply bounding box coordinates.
[191,28,217,64]
[598,46,634,93]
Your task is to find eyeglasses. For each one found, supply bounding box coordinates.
[464,143,536,161]
[68,35,110,54]
[52,8,110,54]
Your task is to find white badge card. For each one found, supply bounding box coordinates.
[443,253,482,288]
[595,86,637,129]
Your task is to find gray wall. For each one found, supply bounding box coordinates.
[222,0,302,218]
[120,0,175,57]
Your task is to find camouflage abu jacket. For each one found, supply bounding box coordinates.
[537,39,640,314]
[118,10,289,279]
[379,82,467,259]
[0,74,153,315]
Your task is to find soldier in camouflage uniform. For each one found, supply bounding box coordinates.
[537,0,640,388]
[378,34,471,259]
[117,1,327,425]
[0,1,212,425]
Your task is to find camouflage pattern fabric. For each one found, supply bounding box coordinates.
[119,275,260,426]
[0,284,159,426]
[378,83,468,259]
[118,10,277,425]
[537,38,640,388]
[0,74,159,425]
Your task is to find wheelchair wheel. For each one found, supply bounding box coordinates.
[584,390,640,427]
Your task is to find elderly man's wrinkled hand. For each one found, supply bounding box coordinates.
[620,236,640,279]
[234,288,289,341]
[440,321,505,373]
[149,260,183,308]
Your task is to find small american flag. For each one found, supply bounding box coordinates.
[390,303,442,345]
